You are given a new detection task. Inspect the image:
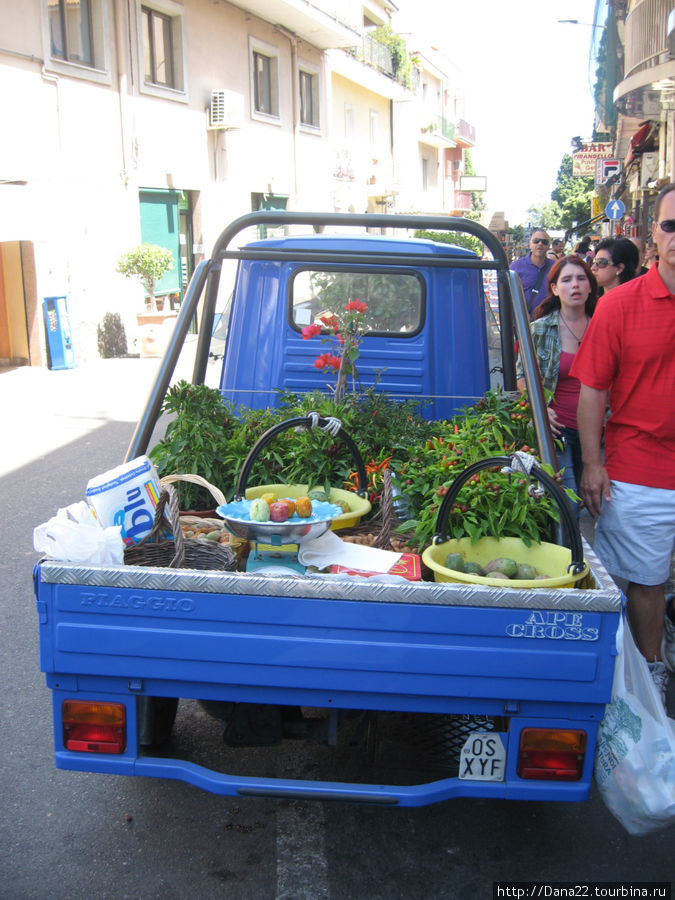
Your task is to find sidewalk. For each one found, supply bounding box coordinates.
[1,339,202,478]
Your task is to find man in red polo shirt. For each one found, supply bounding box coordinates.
[571,183,675,707]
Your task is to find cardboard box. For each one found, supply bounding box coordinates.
[330,553,421,581]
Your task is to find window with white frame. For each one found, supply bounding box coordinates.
[299,66,320,129]
[142,7,173,86]
[249,37,280,121]
[42,0,111,83]
[138,0,186,97]
[49,0,92,64]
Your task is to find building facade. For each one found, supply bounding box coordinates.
[592,0,675,241]
[0,0,475,366]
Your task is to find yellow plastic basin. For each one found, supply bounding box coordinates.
[422,536,588,589]
[245,483,371,530]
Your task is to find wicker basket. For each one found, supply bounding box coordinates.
[339,468,411,552]
[159,472,247,562]
[124,483,236,571]
[160,472,227,509]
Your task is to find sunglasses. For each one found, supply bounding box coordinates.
[592,258,613,268]
[658,219,675,233]
[532,238,550,245]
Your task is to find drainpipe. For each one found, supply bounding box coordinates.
[40,66,62,149]
[276,25,299,203]
[113,0,130,186]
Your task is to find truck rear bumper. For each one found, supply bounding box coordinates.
[55,749,593,806]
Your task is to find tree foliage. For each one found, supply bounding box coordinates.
[550,154,594,233]
[524,201,562,231]
[116,243,174,302]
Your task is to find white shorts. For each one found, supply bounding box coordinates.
[593,480,675,586]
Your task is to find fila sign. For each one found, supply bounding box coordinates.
[595,158,622,186]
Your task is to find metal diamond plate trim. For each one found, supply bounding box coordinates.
[39,536,621,611]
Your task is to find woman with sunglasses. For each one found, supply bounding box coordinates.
[591,237,639,295]
[516,256,598,513]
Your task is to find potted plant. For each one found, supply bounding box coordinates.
[116,243,175,312]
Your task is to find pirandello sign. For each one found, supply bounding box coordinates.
[572,143,613,177]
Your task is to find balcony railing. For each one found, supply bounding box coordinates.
[453,191,472,211]
[357,33,394,77]
[420,117,455,144]
[350,33,417,89]
[624,0,671,77]
[456,118,476,145]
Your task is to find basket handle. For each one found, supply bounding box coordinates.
[433,454,585,575]
[233,415,369,500]
[160,473,226,507]
[132,483,186,568]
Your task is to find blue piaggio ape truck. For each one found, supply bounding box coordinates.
[34,212,621,806]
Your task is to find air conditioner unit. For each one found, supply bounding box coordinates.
[208,89,244,130]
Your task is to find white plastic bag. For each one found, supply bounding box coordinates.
[594,615,675,835]
[33,501,124,565]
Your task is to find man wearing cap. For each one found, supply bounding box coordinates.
[510,229,555,318]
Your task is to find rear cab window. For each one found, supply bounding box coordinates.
[289,269,425,336]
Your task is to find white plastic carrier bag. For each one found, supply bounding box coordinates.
[33,501,124,565]
[594,615,675,835]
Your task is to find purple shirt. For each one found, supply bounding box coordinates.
[510,253,555,316]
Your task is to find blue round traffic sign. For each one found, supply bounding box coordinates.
[605,199,626,221]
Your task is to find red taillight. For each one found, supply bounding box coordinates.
[62,700,126,754]
[517,728,586,781]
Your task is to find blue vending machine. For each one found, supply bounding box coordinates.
[43,296,76,370]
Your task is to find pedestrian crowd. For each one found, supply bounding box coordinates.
[512,183,675,711]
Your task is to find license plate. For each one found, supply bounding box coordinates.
[459,733,506,781]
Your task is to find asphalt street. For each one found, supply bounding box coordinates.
[1,350,674,899]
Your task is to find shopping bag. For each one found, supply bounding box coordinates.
[594,615,675,835]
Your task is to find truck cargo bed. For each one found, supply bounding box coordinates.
[35,539,621,805]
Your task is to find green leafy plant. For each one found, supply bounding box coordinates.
[116,243,175,311]
[392,389,573,552]
[149,383,572,550]
[96,312,128,358]
[149,382,434,512]
[149,382,242,510]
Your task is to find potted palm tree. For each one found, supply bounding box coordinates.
[117,243,175,312]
